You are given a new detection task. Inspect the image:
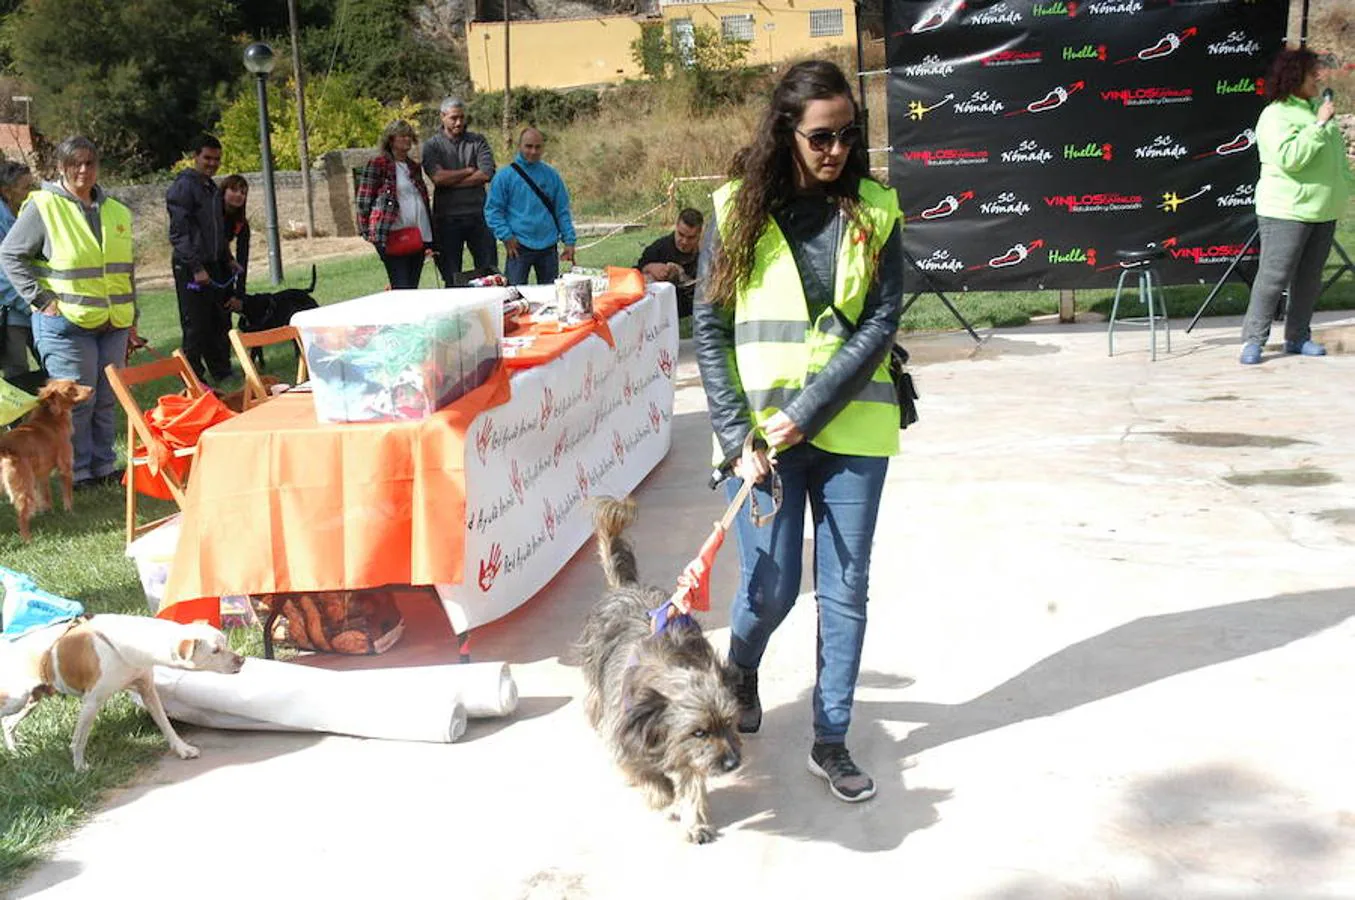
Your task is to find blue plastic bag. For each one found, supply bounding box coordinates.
[1,567,84,639]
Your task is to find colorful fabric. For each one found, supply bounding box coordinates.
[129,390,236,501]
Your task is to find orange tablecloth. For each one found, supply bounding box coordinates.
[159,272,650,627]
[160,366,511,625]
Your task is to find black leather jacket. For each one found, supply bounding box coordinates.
[693,192,904,470]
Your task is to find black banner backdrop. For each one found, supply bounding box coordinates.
[885,0,1289,291]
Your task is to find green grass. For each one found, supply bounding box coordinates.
[3,212,1355,887]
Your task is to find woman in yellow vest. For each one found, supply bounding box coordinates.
[693,61,904,803]
[0,136,136,488]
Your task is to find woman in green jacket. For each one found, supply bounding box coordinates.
[1240,47,1353,364]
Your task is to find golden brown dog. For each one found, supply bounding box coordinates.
[0,614,244,770]
[0,379,94,540]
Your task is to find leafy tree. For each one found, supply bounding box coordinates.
[627,24,753,113]
[217,71,422,171]
[5,0,241,176]
[297,0,464,105]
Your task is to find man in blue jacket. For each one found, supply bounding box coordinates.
[484,127,577,286]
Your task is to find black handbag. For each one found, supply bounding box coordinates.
[828,303,920,430]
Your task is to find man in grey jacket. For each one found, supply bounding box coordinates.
[422,98,497,285]
[167,134,236,383]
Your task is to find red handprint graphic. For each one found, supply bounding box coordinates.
[577,461,590,498]
[475,417,493,464]
[539,386,554,430]
[509,458,524,504]
[478,543,503,591]
[544,498,557,540]
[657,348,674,378]
[613,429,625,463]
[649,402,662,434]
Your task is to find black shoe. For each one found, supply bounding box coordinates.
[730,663,762,734]
[808,742,876,803]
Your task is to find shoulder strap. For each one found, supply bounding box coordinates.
[510,162,562,233]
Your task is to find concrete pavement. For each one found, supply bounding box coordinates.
[11,311,1355,899]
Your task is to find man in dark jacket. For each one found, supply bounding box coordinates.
[636,208,702,319]
[167,134,236,383]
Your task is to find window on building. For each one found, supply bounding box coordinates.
[671,18,695,67]
[809,8,845,37]
[721,14,755,42]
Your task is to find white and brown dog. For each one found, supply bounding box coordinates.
[0,614,244,770]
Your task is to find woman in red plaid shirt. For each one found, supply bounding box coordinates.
[355,120,433,289]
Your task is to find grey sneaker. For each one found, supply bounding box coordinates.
[729,663,761,733]
[808,742,876,802]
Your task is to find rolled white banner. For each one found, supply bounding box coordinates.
[437,662,519,718]
[149,659,509,744]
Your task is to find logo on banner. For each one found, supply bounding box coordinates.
[657,347,675,378]
[915,249,965,272]
[1169,241,1257,264]
[1032,1,1078,16]
[478,543,503,592]
[1216,183,1255,208]
[1194,129,1256,159]
[954,90,1004,115]
[1208,31,1261,55]
[965,1,1022,25]
[539,385,554,430]
[1116,27,1196,64]
[909,0,965,33]
[979,192,1031,216]
[1159,184,1212,212]
[1217,77,1263,95]
[1048,246,1098,266]
[1063,44,1107,62]
[576,460,590,498]
[982,49,1042,67]
[920,190,974,220]
[902,147,989,166]
[1000,140,1055,165]
[1135,135,1189,160]
[509,458,525,504]
[902,55,956,78]
[1007,81,1084,116]
[978,239,1043,270]
[1044,192,1145,213]
[1100,85,1193,106]
[907,93,955,121]
[1065,141,1113,161]
[1085,0,1141,13]
[649,401,662,434]
[475,417,493,464]
[543,497,556,541]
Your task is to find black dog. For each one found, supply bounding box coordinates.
[236,265,320,367]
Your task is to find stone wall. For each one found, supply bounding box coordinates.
[109,148,376,266]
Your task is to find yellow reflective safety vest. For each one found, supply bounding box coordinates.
[713,178,902,459]
[28,189,136,330]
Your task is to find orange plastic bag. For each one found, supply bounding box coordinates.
[130,391,236,501]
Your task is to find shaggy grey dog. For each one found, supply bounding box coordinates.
[576,496,743,844]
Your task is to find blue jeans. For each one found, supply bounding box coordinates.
[31,313,128,482]
[505,245,559,286]
[725,444,889,742]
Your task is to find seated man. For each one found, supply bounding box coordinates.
[636,208,702,319]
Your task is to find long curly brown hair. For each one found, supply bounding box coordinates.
[1263,46,1318,102]
[707,61,875,308]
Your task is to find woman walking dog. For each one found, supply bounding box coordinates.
[693,60,904,803]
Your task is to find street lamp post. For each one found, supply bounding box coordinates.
[244,42,284,285]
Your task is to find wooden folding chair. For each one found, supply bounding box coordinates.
[104,349,207,545]
[228,326,308,412]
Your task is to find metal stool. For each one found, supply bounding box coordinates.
[1108,244,1170,361]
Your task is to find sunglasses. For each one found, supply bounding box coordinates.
[795,124,863,152]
